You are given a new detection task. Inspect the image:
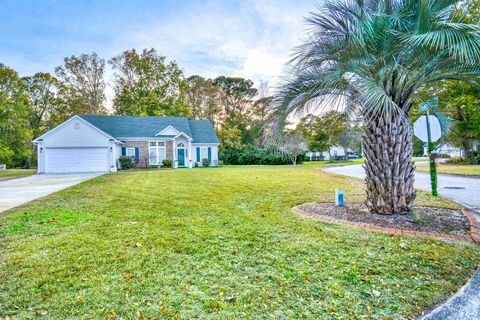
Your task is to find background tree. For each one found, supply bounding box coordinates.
[186,75,224,128]
[0,64,31,166]
[337,119,363,157]
[213,76,258,144]
[110,48,189,117]
[23,72,68,167]
[297,111,350,159]
[417,81,480,162]
[55,53,106,114]
[280,131,308,165]
[277,0,480,214]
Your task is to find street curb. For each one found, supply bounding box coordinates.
[292,204,479,244]
[462,208,480,244]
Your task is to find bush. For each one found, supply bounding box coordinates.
[446,156,473,165]
[221,146,305,165]
[202,158,211,167]
[119,156,134,169]
[162,159,172,168]
[194,162,199,168]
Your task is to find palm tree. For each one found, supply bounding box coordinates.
[277,0,480,214]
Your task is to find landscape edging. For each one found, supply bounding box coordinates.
[292,204,480,244]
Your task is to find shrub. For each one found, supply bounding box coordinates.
[446,156,473,165]
[202,158,211,167]
[194,162,199,168]
[221,146,305,165]
[162,159,172,168]
[119,156,134,169]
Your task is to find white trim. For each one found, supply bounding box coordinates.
[173,132,193,141]
[117,137,172,141]
[176,145,186,167]
[199,147,209,161]
[192,142,220,145]
[33,115,123,144]
[188,140,192,168]
[45,146,109,149]
[155,125,180,136]
[148,141,166,166]
[126,147,135,157]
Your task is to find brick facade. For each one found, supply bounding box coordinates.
[124,140,176,168]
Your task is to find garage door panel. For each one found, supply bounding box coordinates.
[46,148,109,173]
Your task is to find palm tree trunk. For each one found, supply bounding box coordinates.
[363,114,416,214]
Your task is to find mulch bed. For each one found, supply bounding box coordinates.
[298,203,470,235]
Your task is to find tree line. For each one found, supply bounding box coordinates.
[2,43,478,169]
[0,48,286,167]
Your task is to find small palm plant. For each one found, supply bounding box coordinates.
[277,0,480,214]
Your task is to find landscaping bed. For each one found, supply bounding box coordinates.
[298,203,470,235]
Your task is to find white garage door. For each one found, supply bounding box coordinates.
[45,148,110,173]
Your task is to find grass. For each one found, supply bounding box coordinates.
[303,159,364,166]
[0,169,36,181]
[0,166,478,319]
[417,163,480,176]
[304,157,429,166]
[413,157,429,162]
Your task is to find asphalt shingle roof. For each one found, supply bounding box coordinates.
[80,115,218,143]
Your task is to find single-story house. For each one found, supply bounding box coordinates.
[423,143,464,158]
[33,115,220,173]
[306,146,350,161]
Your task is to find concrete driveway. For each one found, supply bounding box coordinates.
[324,164,480,212]
[0,173,103,212]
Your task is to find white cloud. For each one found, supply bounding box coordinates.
[116,0,318,89]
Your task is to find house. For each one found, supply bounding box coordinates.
[422,143,465,158]
[33,115,220,173]
[306,146,349,161]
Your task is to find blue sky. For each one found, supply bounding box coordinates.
[0,0,319,96]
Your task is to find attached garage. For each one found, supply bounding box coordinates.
[34,116,123,174]
[45,148,110,173]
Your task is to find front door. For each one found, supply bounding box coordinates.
[177,148,185,167]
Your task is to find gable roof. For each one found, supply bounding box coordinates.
[189,120,219,143]
[79,115,219,144]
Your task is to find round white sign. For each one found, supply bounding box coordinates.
[413,115,442,142]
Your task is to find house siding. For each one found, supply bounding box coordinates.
[192,144,219,166]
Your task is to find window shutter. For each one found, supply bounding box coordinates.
[196,147,200,162]
[208,147,212,161]
[135,147,139,162]
[121,147,126,156]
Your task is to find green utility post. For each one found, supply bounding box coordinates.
[425,109,438,196]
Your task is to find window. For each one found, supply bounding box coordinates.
[149,141,166,165]
[126,147,135,157]
[200,147,208,161]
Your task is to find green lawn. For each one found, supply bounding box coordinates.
[303,159,364,166]
[0,169,36,181]
[0,166,478,319]
[304,157,429,166]
[417,164,480,176]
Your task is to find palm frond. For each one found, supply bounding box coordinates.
[272,0,480,136]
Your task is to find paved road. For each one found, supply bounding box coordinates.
[0,173,102,212]
[325,164,480,212]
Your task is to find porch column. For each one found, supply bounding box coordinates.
[172,138,177,169]
[188,140,193,168]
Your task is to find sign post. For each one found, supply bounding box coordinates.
[414,98,442,196]
[425,109,438,196]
